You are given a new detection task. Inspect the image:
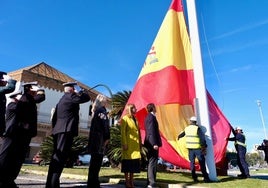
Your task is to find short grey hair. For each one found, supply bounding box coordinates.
[64,86,74,93]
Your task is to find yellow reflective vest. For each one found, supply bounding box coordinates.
[235,133,247,148]
[185,125,201,149]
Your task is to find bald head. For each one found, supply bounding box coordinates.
[64,86,74,93]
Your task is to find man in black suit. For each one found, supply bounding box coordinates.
[0,90,22,188]
[46,82,90,188]
[144,103,162,188]
[0,71,16,136]
[257,139,268,164]
[0,81,46,188]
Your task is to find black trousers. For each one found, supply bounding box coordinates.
[237,146,249,176]
[87,153,103,188]
[146,147,158,187]
[46,133,73,188]
[0,132,31,187]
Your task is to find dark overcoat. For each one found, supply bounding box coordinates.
[0,79,16,135]
[52,92,90,136]
[88,106,110,154]
[144,113,162,149]
[17,92,46,137]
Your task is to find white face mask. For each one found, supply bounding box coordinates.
[30,85,40,91]
[15,94,22,100]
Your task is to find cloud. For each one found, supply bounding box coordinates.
[213,65,252,78]
[229,65,252,73]
[204,19,268,57]
[211,19,268,41]
[222,87,248,94]
[209,37,268,57]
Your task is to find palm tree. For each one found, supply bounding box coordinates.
[40,135,88,167]
[110,90,131,120]
[106,125,122,167]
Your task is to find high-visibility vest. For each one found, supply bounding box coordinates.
[235,134,247,148]
[185,125,201,149]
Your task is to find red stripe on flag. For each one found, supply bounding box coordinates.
[170,0,184,12]
[128,66,195,111]
[207,91,231,169]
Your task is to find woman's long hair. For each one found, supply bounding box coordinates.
[91,94,107,116]
[125,103,135,117]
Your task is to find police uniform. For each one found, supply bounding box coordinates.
[228,127,250,178]
[46,82,90,188]
[0,90,23,188]
[257,140,268,164]
[87,95,110,188]
[10,82,45,185]
[0,71,16,136]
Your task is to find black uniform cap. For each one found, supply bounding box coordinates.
[0,71,7,80]
[62,82,77,87]
[22,81,38,87]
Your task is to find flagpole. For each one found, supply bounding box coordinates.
[186,0,217,181]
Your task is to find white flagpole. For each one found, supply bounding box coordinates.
[186,0,217,181]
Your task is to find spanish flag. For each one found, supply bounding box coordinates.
[126,0,231,170]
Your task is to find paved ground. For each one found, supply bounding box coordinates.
[16,173,145,188]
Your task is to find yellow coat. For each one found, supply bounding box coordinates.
[121,115,142,160]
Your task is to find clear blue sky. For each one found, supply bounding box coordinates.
[1,0,268,151]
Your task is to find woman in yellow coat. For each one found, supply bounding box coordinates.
[121,103,142,188]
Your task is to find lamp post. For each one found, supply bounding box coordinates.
[257,100,267,139]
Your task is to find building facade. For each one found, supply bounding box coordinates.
[1,62,110,161]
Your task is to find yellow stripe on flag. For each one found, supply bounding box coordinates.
[138,10,193,79]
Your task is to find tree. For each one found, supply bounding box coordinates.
[226,150,265,168]
[226,151,238,167]
[106,125,122,167]
[40,135,88,167]
[110,90,131,120]
[246,152,264,167]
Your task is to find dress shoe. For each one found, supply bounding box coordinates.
[204,178,212,183]
[193,178,199,182]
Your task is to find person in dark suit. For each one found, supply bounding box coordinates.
[87,94,110,188]
[46,82,90,188]
[257,139,268,164]
[0,90,22,188]
[144,103,162,188]
[0,71,16,136]
[16,82,45,181]
[0,81,46,188]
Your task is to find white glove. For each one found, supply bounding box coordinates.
[15,94,22,100]
[2,74,11,81]
[74,85,82,93]
[30,85,40,91]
